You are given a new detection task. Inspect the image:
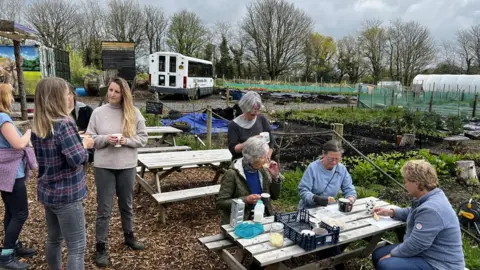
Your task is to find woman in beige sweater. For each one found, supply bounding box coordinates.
[86,77,148,268]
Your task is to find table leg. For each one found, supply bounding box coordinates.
[172,135,177,146]
[135,166,147,194]
[221,249,247,270]
[155,172,162,193]
[159,204,166,224]
[359,233,383,258]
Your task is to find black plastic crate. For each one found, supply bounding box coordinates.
[274,209,340,251]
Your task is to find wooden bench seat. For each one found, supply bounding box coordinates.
[153,184,221,204]
[148,135,164,140]
[135,162,220,173]
[138,146,191,154]
[198,233,235,252]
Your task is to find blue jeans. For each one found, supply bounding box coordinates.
[372,244,434,270]
[45,201,86,270]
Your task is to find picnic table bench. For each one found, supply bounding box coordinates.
[138,145,191,154]
[200,197,405,270]
[136,149,232,224]
[145,126,183,146]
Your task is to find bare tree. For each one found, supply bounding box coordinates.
[0,0,25,21]
[24,0,79,49]
[242,0,313,79]
[470,24,480,68]
[337,35,365,83]
[166,10,207,56]
[360,19,386,84]
[457,29,474,74]
[105,0,144,44]
[144,5,168,54]
[439,40,458,67]
[74,0,106,67]
[386,20,436,86]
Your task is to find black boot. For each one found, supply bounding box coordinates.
[124,232,145,250]
[95,243,108,268]
[14,242,36,258]
[0,253,28,270]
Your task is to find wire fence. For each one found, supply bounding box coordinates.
[218,78,357,94]
[358,86,480,118]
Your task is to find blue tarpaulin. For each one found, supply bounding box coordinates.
[162,113,229,135]
[161,113,278,135]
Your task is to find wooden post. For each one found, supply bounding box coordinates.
[391,88,395,106]
[206,105,212,149]
[472,92,478,119]
[428,82,435,112]
[331,123,344,147]
[226,88,230,107]
[13,40,27,120]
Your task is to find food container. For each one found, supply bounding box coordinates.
[338,198,353,212]
[269,222,284,247]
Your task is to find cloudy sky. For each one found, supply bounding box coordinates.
[134,0,480,42]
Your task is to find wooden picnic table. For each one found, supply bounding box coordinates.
[136,149,232,224]
[203,197,405,270]
[145,126,183,146]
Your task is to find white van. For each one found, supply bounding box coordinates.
[148,52,214,99]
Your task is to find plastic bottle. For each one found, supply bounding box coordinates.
[253,200,265,223]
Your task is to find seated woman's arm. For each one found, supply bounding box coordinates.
[216,170,243,211]
[390,207,443,257]
[298,165,317,208]
[340,169,357,200]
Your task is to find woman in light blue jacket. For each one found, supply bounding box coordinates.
[372,160,465,270]
[298,140,357,209]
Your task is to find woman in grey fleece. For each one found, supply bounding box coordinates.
[86,77,148,268]
[372,160,465,270]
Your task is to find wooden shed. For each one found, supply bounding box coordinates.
[101,41,135,82]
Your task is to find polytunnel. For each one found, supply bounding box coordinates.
[412,74,480,93]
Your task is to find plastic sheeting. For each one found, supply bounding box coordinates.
[161,113,278,135]
[412,74,480,93]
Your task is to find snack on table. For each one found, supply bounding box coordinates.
[373,212,380,221]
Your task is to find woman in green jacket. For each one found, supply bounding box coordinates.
[216,136,282,225]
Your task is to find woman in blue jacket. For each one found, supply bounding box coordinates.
[372,160,465,270]
[298,140,357,209]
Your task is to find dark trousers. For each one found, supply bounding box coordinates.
[1,177,28,249]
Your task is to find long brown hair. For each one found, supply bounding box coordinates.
[108,78,136,137]
[0,83,14,113]
[33,77,70,138]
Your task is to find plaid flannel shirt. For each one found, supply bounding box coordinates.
[31,118,87,206]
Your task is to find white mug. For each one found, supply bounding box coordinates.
[260,132,270,143]
[112,133,123,147]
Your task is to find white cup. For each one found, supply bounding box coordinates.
[112,133,123,147]
[260,132,270,143]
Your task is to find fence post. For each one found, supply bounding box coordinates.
[207,105,212,149]
[429,82,435,112]
[226,89,230,107]
[472,93,478,119]
[391,88,395,106]
[331,123,344,147]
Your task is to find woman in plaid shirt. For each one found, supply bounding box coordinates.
[31,77,94,270]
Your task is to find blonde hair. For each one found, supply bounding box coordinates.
[108,78,136,137]
[0,83,14,113]
[401,160,438,191]
[33,77,70,138]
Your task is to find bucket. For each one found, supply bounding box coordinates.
[75,88,87,97]
[230,90,244,100]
